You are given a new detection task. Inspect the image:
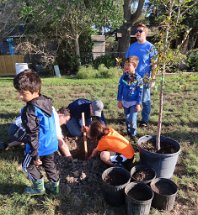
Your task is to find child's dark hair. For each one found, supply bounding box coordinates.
[89,121,109,141]
[57,107,70,116]
[13,69,41,94]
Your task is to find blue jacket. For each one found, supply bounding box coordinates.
[117,73,143,104]
[67,98,106,125]
[21,95,58,160]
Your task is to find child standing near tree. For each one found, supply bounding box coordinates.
[13,69,59,195]
[117,56,143,142]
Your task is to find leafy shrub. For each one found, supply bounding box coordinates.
[164,49,187,72]
[76,64,122,79]
[187,49,198,71]
[93,55,115,69]
[96,64,121,78]
[76,65,97,79]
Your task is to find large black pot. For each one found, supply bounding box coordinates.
[125,182,154,215]
[101,167,131,206]
[138,135,181,178]
[150,178,178,211]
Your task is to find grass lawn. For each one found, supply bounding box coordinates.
[0,72,198,215]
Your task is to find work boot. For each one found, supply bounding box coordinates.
[45,180,60,195]
[24,177,45,195]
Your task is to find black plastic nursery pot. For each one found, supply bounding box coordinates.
[150,178,178,211]
[130,164,156,184]
[101,167,131,206]
[125,182,154,215]
[138,135,181,178]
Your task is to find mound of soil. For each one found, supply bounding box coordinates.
[54,136,117,214]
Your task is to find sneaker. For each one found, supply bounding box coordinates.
[45,180,60,195]
[139,121,148,127]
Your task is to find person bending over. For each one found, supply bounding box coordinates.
[87,121,135,170]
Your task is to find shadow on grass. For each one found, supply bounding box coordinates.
[0,123,11,141]
[0,145,24,163]
[0,183,25,195]
[107,117,125,125]
[161,131,198,145]
[0,112,18,120]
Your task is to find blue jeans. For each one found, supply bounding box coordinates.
[124,105,137,137]
[66,117,92,137]
[142,85,151,123]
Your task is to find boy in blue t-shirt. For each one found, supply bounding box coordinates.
[13,70,59,195]
[117,56,143,142]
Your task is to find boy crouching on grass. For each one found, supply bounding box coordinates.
[13,69,59,195]
[86,121,135,170]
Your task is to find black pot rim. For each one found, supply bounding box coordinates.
[150,178,178,196]
[130,164,156,183]
[138,135,181,156]
[125,182,154,203]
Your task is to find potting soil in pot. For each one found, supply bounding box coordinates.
[141,141,178,154]
[132,169,154,182]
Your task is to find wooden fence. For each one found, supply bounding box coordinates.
[0,55,24,76]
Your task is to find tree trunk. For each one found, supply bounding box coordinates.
[118,0,144,57]
[75,34,81,65]
[118,23,131,58]
[156,64,164,150]
[156,0,173,150]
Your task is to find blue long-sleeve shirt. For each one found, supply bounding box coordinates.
[117,73,143,104]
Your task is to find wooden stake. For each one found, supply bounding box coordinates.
[81,112,88,158]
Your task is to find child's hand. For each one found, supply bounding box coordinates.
[136,104,141,112]
[81,126,89,133]
[117,101,123,109]
[34,158,42,167]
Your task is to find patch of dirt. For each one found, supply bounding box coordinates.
[55,136,112,214]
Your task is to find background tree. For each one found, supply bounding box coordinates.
[0,0,23,41]
[147,0,198,53]
[118,0,145,57]
[147,0,198,149]
[19,0,123,68]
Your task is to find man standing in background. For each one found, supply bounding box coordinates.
[125,23,157,127]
